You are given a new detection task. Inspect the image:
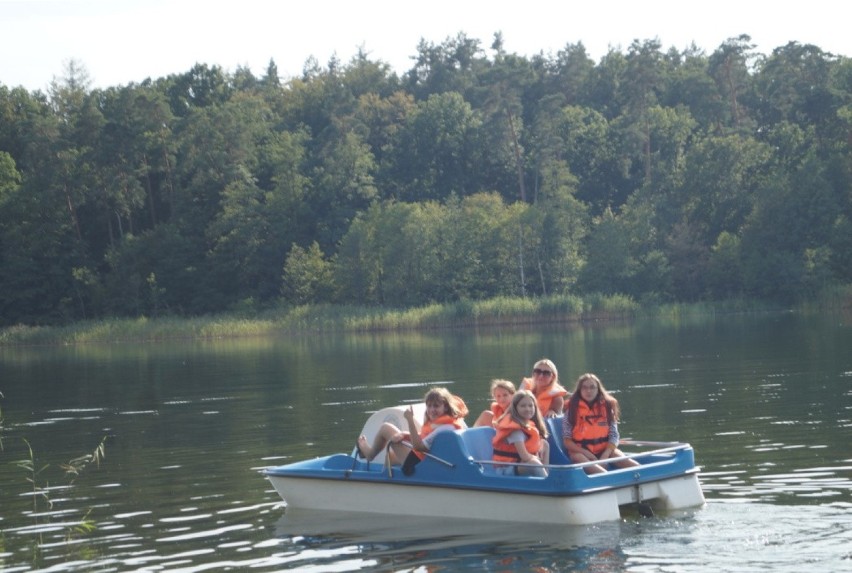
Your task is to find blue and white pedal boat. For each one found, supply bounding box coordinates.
[264,406,705,525]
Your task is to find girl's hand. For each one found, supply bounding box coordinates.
[403,405,415,422]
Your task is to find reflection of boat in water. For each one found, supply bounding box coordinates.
[275,507,621,553]
[274,508,627,571]
[264,406,705,526]
[275,507,622,548]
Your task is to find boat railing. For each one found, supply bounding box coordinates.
[471,442,692,472]
[619,439,688,448]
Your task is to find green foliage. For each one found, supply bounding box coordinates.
[0,150,21,201]
[384,92,482,201]
[60,436,107,482]
[5,290,852,346]
[828,216,852,281]
[578,207,630,294]
[16,438,52,551]
[1,38,851,327]
[706,231,743,299]
[281,242,335,304]
[5,435,108,566]
[583,293,638,314]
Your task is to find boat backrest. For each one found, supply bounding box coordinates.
[546,416,571,464]
[459,426,496,472]
[354,404,425,465]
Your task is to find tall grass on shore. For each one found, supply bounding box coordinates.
[0,315,278,346]
[0,294,636,346]
[2,287,848,347]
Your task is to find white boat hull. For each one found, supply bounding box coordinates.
[268,472,704,525]
[265,407,706,525]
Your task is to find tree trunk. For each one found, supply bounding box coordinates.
[517,223,526,297]
[505,108,527,202]
[724,57,740,127]
[63,181,83,242]
[143,154,158,226]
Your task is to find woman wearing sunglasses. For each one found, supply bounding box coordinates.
[520,358,568,418]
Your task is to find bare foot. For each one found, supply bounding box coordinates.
[357,435,372,460]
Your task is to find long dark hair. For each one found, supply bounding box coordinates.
[423,387,467,422]
[565,373,619,426]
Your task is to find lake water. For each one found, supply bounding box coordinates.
[1,310,850,572]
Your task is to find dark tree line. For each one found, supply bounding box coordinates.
[1,33,850,325]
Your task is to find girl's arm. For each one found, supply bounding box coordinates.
[562,436,596,458]
[512,438,540,464]
[404,406,428,451]
[548,395,565,416]
[561,416,597,458]
[599,421,620,460]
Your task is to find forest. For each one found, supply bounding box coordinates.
[0,33,850,327]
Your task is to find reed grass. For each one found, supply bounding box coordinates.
[640,298,785,318]
[1,287,848,347]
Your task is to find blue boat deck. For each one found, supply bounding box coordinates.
[265,416,699,497]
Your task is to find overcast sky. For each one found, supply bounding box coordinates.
[2,0,850,92]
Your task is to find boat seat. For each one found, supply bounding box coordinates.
[459,426,496,473]
[353,404,426,466]
[460,420,571,469]
[546,416,571,464]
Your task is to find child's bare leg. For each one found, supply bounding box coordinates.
[356,435,375,459]
[518,457,548,477]
[539,441,550,466]
[387,442,412,464]
[570,450,605,474]
[473,410,494,427]
[357,423,402,461]
[611,448,640,468]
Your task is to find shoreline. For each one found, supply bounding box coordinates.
[3,291,838,347]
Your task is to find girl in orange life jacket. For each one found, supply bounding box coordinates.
[520,358,568,418]
[473,379,516,427]
[491,390,550,477]
[356,387,467,467]
[562,373,639,475]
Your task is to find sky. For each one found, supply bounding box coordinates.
[2,0,850,92]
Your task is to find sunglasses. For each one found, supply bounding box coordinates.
[533,368,552,377]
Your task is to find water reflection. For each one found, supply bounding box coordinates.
[274,509,627,571]
[1,311,851,571]
[267,502,852,572]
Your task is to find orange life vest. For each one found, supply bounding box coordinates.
[568,399,611,455]
[522,378,568,415]
[489,402,506,420]
[412,414,464,460]
[491,415,542,463]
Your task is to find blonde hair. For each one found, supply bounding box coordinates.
[533,358,559,386]
[522,358,560,397]
[489,379,516,396]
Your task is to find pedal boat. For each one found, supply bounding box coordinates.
[263,406,705,525]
